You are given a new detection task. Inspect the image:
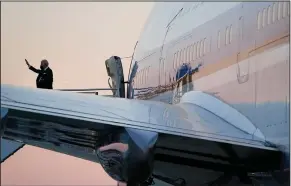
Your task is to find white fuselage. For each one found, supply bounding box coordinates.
[129,2,290,167]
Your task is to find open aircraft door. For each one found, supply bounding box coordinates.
[105,56,126,98]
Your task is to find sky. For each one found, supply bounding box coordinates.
[1,2,153,185]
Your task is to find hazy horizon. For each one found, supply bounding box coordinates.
[1,2,154,185]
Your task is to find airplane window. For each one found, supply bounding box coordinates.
[149,67,151,78]
[142,70,144,84]
[225,26,229,45]
[193,43,196,59]
[139,72,141,86]
[196,42,200,59]
[180,49,183,64]
[183,48,186,64]
[142,70,144,85]
[200,40,203,57]
[140,75,142,87]
[283,2,288,17]
[273,3,277,23]
[184,48,187,63]
[143,69,145,84]
[189,45,192,62]
[147,68,149,84]
[268,6,272,24]
[144,69,146,84]
[180,49,183,65]
[173,52,177,69]
[145,69,147,84]
[148,68,150,81]
[173,52,178,70]
[179,49,183,66]
[197,41,200,57]
[263,8,267,27]
[175,51,180,69]
[176,51,180,69]
[190,45,193,61]
[203,38,207,54]
[177,51,180,69]
[182,47,187,64]
[257,11,262,30]
[144,68,148,83]
[141,71,143,85]
[162,62,165,82]
[188,46,192,62]
[185,47,188,63]
[186,46,190,62]
[136,73,138,87]
[229,25,232,44]
[147,67,150,82]
[138,75,140,88]
[147,68,149,83]
[278,2,282,20]
[217,30,221,49]
[138,73,140,87]
[179,50,181,67]
[144,69,146,85]
[140,71,142,85]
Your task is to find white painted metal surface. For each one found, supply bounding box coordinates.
[1,84,277,151]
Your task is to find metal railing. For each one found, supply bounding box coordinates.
[57,88,117,96]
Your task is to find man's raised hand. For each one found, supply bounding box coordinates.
[25,59,31,67]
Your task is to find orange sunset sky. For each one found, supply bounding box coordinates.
[1,2,153,185]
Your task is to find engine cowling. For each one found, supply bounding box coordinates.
[96,128,158,184]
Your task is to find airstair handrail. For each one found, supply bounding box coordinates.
[57,88,117,91]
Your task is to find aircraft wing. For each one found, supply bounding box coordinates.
[1,106,25,163]
[1,139,25,163]
[0,84,281,170]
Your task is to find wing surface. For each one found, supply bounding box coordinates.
[1,106,25,163]
[1,84,277,151]
[1,139,25,163]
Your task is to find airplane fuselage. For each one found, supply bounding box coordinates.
[0,2,290,186]
[129,2,290,168]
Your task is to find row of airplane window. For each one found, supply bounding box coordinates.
[173,22,233,71]
[135,22,234,86]
[173,37,207,70]
[257,2,290,30]
[134,2,290,87]
[135,66,149,86]
[218,24,233,49]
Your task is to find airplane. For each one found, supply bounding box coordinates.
[1,2,290,186]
